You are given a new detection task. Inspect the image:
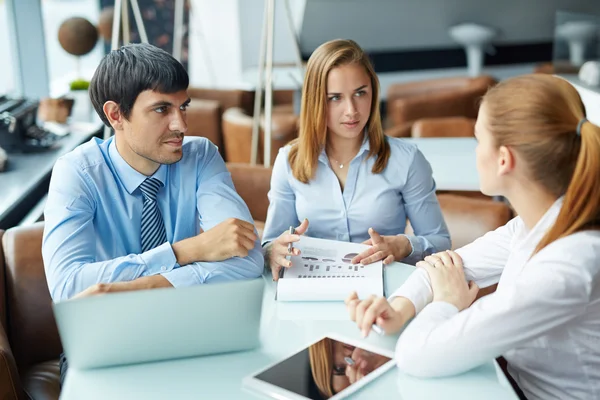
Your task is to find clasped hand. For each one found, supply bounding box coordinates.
[173,218,257,265]
[417,250,479,311]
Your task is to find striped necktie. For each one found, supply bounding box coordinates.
[139,177,168,252]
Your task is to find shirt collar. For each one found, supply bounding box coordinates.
[108,137,167,195]
[318,132,371,165]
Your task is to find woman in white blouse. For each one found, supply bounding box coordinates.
[263,39,450,278]
[346,74,600,400]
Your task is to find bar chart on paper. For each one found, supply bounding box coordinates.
[277,236,384,301]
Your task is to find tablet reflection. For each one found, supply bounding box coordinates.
[308,338,391,399]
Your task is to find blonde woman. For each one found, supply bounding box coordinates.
[308,338,389,398]
[347,74,600,400]
[263,39,450,278]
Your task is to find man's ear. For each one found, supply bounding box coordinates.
[103,101,124,130]
[497,145,516,177]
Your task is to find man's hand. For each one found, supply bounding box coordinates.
[351,228,412,265]
[172,218,257,265]
[73,275,173,299]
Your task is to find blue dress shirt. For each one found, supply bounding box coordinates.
[262,136,450,264]
[43,136,263,302]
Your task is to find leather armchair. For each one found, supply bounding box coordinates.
[0,222,61,400]
[411,116,475,138]
[386,76,497,129]
[187,88,255,115]
[436,194,512,250]
[226,163,272,240]
[221,107,298,164]
[405,194,512,250]
[186,99,223,152]
[385,116,475,139]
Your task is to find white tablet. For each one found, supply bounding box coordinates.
[243,333,395,400]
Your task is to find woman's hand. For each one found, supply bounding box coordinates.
[351,228,411,265]
[345,292,415,337]
[417,250,479,311]
[267,219,309,281]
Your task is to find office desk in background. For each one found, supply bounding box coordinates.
[61,263,518,400]
[0,122,102,229]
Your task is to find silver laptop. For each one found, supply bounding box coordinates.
[53,277,265,370]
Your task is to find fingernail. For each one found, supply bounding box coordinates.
[361,329,367,338]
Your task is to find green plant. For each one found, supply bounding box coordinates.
[70,79,90,91]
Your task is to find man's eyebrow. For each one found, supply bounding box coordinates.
[148,101,173,108]
[147,98,191,109]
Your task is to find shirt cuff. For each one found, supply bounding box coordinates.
[389,268,433,314]
[139,242,178,276]
[161,265,203,288]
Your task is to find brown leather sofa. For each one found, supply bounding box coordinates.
[187,88,296,162]
[0,222,61,400]
[436,193,512,249]
[405,193,512,250]
[411,117,475,138]
[386,76,497,130]
[185,99,223,151]
[188,88,255,115]
[226,163,272,240]
[385,116,476,139]
[222,107,298,164]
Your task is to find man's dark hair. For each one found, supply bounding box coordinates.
[89,43,189,127]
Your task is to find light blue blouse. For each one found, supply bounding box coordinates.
[261,136,451,264]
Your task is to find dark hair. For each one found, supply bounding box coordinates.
[89,43,189,127]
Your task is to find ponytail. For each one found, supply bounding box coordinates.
[535,119,600,254]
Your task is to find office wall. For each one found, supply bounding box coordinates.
[187,0,600,86]
[188,0,243,87]
[238,0,306,70]
[299,0,600,52]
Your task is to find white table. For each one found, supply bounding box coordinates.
[0,121,102,228]
[60,263,517,400]
[403,137,479,192]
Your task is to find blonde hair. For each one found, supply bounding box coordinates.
[481,74,600,254]
[288,39,390,183]
[308,338,335,398]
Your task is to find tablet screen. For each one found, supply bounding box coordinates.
[253,337,392,400]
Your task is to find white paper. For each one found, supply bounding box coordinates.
[277,236,384,302]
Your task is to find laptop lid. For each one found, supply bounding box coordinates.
[53,277,264,370]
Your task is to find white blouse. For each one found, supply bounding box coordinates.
[391,199,600,400]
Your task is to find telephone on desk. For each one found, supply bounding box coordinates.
[0,95,66,153]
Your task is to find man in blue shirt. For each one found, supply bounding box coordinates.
[42,43,263,385]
